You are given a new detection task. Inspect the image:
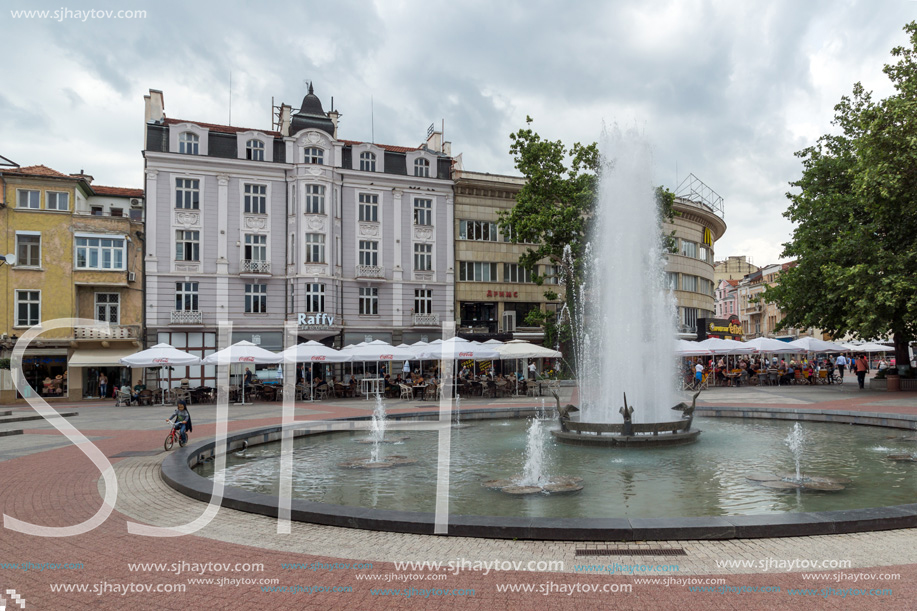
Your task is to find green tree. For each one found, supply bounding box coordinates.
[765,21,917,369]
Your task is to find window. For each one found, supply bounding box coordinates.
[542,264,561,284]
[358,240,378,266]
[413,198,432,226]
[358,193,378,222]
[304,184,325,214]
[682,275,698,292]
[15,290,40,326]
[359,287,378,315]
[175,282,199,311]
[699,245,711,263]
[682,307,698,332]
[359,151,376,172]
[666,272,678,291]
[681,240,697,258]
[244,234,267,261]
[504,263,533,283]
[245,284,268,313]
[46,191,69,211]
[244,184,267,214]
[304,147,323,164]
[179,132,199,155]
[698,278,714,296]
[414,243,432,271]
[305,233,325,263]
[288,233,295,265]
[246,139,265,161]
[502,225,528,243]
[414,157,430,177]
[458,261,497,282]
[175,178,200,209]
[18,190,39,209]
[459,220,497,241]
[95,293,120,323]
[175,230,200,262]
[304,283,325,312]
[414,289,432,315]
[111,208,123,217]
[91,206,103,216]
[16,234,40,267]
[75,237,126,270]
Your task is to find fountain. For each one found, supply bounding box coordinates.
[483,418,583,495]
[549,127,700,448]
[745,423,850,491]
[340,393,415,469]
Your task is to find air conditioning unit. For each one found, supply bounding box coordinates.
[502,311,516,333]
[128,272,137,282]
[130,198,142,207]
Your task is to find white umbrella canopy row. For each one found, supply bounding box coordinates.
[201,341,283,405]
[120,343,202,405]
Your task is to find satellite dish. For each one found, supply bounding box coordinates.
[1,253,15,266]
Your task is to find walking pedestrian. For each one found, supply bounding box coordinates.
[835,354,848,382]
[855,355,868,389]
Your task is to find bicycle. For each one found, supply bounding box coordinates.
[164,420,187,451]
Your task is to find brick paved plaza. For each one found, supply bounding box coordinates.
[2,378,916,609]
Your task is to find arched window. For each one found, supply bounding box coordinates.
[414,157,430,177]
[304,147,324,164]
[359,151,376,172]
[179,132,199,155]
[246,139,265,161]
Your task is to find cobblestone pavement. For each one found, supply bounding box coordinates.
[1,384,916,609]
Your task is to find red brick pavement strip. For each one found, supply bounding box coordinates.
[2,398,916,609]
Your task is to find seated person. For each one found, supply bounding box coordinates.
[119,384,136,404]
[804,365,815,384]
[313,376,327,391]
[779,366,796,386]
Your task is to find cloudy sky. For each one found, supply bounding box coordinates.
[3,0,915,265]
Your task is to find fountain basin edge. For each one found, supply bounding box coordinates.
[160,407,917,541]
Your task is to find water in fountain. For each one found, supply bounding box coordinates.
[454,394,461,427]
[785,422,806,481]
[370,392,386,463]
[565,126,678,424]
[517,418,547,487]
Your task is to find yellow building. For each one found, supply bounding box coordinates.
[0,164,144,402]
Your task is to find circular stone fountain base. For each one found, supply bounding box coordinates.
[352,437,409,445]
[887,454,917,462]
[338,456,417,469]
[483,476,584,495]
[551,429,700,448]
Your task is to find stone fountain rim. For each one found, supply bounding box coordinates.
[161,407,917,542]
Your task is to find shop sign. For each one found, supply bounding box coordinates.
[486,290,519,298]
[297,313,336,326]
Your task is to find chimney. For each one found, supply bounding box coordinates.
[328,109,341,139]
[145,89,165,124]
[279,104,292,137]
[443,141,451,157]
[425,129,442,153]
[70,170,93,184]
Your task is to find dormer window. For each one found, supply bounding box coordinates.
[246,139,265,161]
[179,132,199,155]
[360,152,376,172]
[304,147,323,164]
[414,157,430,177]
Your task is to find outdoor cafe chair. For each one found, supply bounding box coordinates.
[399,384,413,401]
[138,389,153,406]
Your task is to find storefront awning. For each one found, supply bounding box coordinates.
[68,347,139,367]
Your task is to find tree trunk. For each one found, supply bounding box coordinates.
[894,332,911,373]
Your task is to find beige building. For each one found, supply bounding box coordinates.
[714,255,759,285]
[736,261,823,341]
[664,189,727,338]
[452,171,560,342]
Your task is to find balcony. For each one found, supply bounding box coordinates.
[413,313,439,326]
[355,264,385,279]
[241,259,271,274]
[74,324,140,340]
[171,310,203,324]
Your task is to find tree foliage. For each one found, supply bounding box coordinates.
[764,21,917,367]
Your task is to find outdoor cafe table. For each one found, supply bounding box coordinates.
[412,384,428,400]
[361,378,384,399]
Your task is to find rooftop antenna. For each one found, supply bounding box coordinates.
[371,95,374,144]
[228,71,232,126]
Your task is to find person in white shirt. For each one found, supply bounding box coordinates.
[528,362,537,380]
[694,362,704,388]
[835,354,848,382]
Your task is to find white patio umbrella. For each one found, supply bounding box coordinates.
[483,339,505,345]
[418,336,500,360]
[120,343,201,405]
[495,340,563,395]
[697,338,755,354]
[846,342,891,353]
[787,337,848,353]
[202,340,282,404]
[675,339,712,357]
[281,341,353,401]
[744,337,799,354]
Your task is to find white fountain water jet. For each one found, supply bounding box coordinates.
[517,418,547,487]
[570,126,678,424]
[454,394,461,427]
[369,392,387,463]
[785,422,807,481]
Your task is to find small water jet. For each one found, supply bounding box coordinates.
[452,394,473,429]
[339,393,417,469]
[745,424,850,491]
[484,418,583,495]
